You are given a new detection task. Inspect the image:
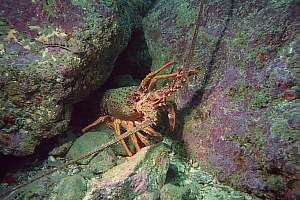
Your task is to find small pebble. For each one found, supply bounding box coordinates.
[48,156,56,162]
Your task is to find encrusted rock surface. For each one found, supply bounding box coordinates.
[160,157,253,200]
[66,125,132,160]
[143,0,300,198]
[80,142,252,200]
[52,174,87,200]
[84,144,171,199]
[0,0,154,156]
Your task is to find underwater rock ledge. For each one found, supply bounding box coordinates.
[0,0,154,156]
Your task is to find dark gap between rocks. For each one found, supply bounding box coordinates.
[0,137,58,180]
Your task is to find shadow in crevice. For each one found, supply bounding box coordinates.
[175,0,235,140]
[112,28,152,80]
[0,136,58,181]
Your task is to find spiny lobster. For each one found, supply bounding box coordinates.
[1,1,204,198]
[81,60,195,156]
[81,0,204,157]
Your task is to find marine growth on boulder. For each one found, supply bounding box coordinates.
[0,0,299,200]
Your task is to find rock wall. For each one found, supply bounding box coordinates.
[143,0,299,198]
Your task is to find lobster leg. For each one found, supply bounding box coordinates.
[166,102,176,133]
[82,115,110,133]
[148,72,178,91]
[148,68,200,91]
[114,119,133,157]
[124,121,141,151]
[136,131,151,146]
[143,127,162,141]
[131,121,151,147]
[140,60,177,91]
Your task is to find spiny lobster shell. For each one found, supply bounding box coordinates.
[100,86,143,121]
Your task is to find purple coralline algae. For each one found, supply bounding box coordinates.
[143,0,300,198]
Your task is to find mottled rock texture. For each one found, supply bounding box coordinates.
[0,0,154,156]
[84,144,171,199]
[161,158,252,200]
[52,174,87,200]
[143,0,299,199]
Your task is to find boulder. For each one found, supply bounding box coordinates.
[66,124,135,161]
[84,144,171,199]
[0,0,154,156]
[51,174,87,200]
[143,0,299,198]
[66,125,119,176]
[1,142,253,200]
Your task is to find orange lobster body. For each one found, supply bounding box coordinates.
[82,61,195,156]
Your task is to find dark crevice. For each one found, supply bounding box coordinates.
[0,137,57,179]
[112,28,152,80]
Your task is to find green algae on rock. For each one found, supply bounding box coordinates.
[66,125,133,161]
[143,0,300,198]
[1,140,255,199]
[0,0,154,156]
[51,174,87,200]
[84,144,171,199]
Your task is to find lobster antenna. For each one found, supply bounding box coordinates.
[182,0,205,75]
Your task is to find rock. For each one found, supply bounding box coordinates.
[84,143,171,199]
[143,0,300,198]
[66,125,132,164]
[49,130,79,157]
[1,144,253,200]
[0,0,155,156]
[135,190,160,200]
[166,158,214,187]
[161,168,252,200]
[3,182,47,200]
[265,175,285,191]
[1,165,64,200]
[51,174,87,200]
[188,183,253,200]
[87,149,118,175]
[160,184,186,200]
[66,125,119,167]
[47,155,56,163]
[161,158,252,200]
